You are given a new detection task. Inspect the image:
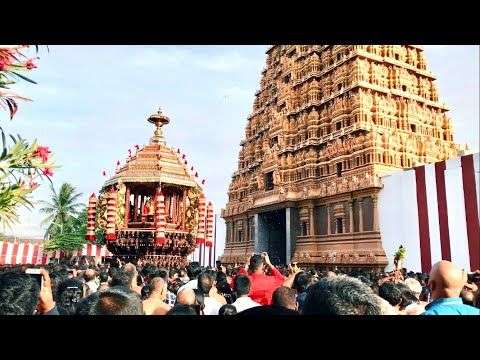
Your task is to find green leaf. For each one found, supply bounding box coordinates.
[8,71,37,84]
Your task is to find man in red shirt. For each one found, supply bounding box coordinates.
[238,252,285,306]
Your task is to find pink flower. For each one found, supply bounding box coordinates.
[33,146,51,163]
[0,58,10,71]
[42,167,54,177]
[25,59,37,70]
[29,181,39,190]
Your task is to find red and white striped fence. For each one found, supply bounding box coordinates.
[0,241,48,265]
[49,243,113,259]
[379,153,479,273]
[0,241,113,265]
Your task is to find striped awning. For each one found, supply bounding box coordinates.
[0,241,113,265]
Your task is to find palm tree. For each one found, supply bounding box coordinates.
[40,182,83,239]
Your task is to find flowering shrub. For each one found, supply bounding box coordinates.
[0,45,39,119]
[0,45,55,228]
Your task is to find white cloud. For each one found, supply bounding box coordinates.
[423,45,448,52]
[194,52,253,72]
[130,47,191,68]
[130,47,258,73]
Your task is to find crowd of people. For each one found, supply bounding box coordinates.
[0,251,479,316]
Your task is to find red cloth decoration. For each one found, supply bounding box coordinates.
[105,233,116,241]
[155,237,166,246]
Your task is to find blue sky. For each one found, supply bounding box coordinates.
[3,45,479,257]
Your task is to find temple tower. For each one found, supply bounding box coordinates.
[221,45,468,269]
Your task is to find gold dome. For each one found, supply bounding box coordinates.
[103,108,200,189]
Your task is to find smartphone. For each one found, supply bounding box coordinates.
[65,286,83,304]
[25,268,43,288]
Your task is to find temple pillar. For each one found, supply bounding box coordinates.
[85,193,97,242]
[140,195,145,221]
[326,204,331,235]
[124,186,130,227]
[105,187,117,241]
[133,192,138,222]
[253,214,259,252]
[308,205,315,236]
[182,189,187,230]
[286,208,292,265]
[224,221,229,245]
[196,193,206,245]
[358,198,364,232]
[349,200,354,233]
[154,184,166,246]
[372,195,380,231]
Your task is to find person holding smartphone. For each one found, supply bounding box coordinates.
[237,252,285,306]
[0,268,58,315]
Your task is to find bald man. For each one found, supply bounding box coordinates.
[84,269,98,296]
[123,263,142,295]
[423,261,479,315]
[176,288,196,305]
[142,277,171,315]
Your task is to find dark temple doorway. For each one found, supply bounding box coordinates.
[258,209,286,265]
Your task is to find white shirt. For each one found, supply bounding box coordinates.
[232,296,261,313]
[203,297,223,315]
[177,279,198,294]
[86,280,99,295]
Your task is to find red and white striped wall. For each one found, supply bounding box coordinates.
[0,241,48,265]
[379,153,480,273]
[0,241,112,265]
[49,243,113,259]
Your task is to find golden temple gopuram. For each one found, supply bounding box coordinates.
[221,45,468,269]
[86,108,214,267]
